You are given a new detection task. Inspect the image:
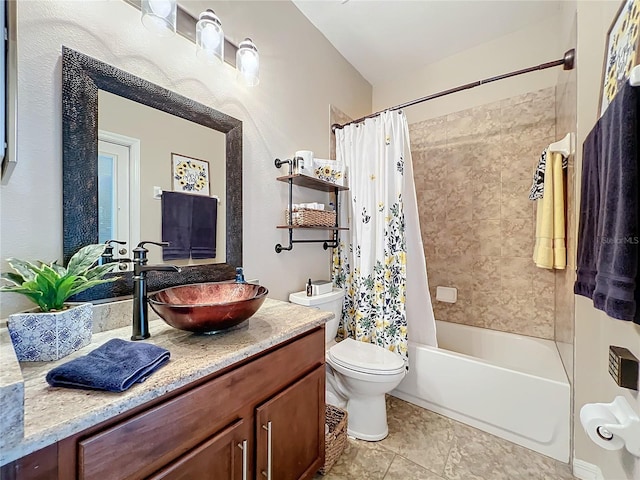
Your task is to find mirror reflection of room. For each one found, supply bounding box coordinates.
[97,90,226,267]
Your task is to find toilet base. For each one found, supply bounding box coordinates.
[344,393,389,441]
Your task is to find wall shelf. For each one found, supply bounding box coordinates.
[276,225,348,230]
[274,158,348,253]
[276,174,349,192]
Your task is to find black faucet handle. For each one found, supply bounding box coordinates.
[106,239,127,246]
[136,241,170,250]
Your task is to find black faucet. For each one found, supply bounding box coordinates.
[100,239,127,264]
[131,241,181,341]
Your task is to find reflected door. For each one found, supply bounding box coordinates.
[98,134,140,269]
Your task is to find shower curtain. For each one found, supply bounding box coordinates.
[332,110,437,362]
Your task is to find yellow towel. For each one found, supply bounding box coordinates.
[533,152,566,269]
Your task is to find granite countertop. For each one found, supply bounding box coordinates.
[0,298,330,466]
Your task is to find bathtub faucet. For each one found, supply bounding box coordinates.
[131,241,181,341]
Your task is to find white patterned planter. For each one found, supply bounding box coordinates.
[7,303,93,362]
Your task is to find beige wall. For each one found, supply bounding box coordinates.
[409,88,558,339]
[0,1,372,316]
[573,2,640,479]
[98,90,227,266]
[373,14,563,124]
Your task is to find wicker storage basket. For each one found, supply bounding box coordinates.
[285,208,336,227]
[318,405,348,475]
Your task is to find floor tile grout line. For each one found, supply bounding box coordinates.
[439,423,457,480]
[380,453,396,479]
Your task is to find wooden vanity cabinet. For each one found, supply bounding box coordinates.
[1,327,326,480]
[147,418,251,480]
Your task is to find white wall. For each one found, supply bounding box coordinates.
[0,0,372,316]
[573,2,640,479]
[373,14,562,124]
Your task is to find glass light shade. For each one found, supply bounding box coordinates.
[236,38,259,87]
[141,0,177,37]
[196,10,224,64]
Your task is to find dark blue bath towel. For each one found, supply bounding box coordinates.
[190,195,218,259]
[574,81,640,324]
[46,339,170,392]
[162,191,193,260]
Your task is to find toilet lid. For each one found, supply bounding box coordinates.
[328,338,405,374]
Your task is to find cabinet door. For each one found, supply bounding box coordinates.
[256,366,325,480]
[147,418,251,480]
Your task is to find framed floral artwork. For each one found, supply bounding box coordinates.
[600,0,640,116]
[172,153,210,196]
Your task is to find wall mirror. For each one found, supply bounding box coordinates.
[62,47,242,301]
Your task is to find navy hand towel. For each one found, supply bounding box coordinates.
[46,339,170,392]
[574,126,600,299]
[162,191,193,260]
[191,196,218,259]
[575,81,640,324]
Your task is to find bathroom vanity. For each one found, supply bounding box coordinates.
[0,299,329,480]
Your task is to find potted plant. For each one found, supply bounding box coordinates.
[1,244,118,362]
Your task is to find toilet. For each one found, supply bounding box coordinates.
[289,288,406,441]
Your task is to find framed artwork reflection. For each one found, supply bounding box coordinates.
[172,153,210,197]
[600,0,640,116]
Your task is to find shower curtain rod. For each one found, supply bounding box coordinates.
[331,48,576,133]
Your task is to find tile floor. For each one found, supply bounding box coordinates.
[315,396,577,480]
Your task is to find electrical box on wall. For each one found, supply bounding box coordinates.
[608,346,639,391]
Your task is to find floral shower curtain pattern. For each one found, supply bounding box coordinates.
[332,111,411,361]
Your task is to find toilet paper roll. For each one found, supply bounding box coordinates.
[579,403,626,451]
[295,150,314,176]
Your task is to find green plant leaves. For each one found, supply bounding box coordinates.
[67,244,109,276]
[1,243,118,312]
[5,258,39,282]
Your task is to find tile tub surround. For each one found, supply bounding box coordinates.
[314,396,577,480]
[410,87,559,340]
[0,298,331,466]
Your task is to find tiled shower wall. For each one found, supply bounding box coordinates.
[409,87,559,339]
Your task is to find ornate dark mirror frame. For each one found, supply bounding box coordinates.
[62,47,242,301]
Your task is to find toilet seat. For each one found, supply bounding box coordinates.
[328,338,405,375]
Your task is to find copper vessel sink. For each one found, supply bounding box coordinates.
[148,282,268,334]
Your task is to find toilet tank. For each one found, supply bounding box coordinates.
[289,288,344,344]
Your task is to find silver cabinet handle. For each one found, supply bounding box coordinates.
[261,421,272,479]
[237,440,248,480]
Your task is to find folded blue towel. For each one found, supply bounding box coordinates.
[46,339,170,392]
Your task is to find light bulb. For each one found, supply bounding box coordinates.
[149,0,171,18]
[201,24,221,50]
[196,10,224,64]
[236,38,259,87]
[141,0,176,37]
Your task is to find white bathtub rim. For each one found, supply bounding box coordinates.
[390,390,570,463]
[409,340,569,387]
[430,321,569,384]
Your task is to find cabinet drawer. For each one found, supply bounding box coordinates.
[78,328,324,480]
[146,419,250,480]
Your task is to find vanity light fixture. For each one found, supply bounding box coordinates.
[196,9,224,64]
[141,0,177,37]
[236,38,260,87]
[127,0,259,86]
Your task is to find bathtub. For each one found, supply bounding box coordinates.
[391,320,570,462]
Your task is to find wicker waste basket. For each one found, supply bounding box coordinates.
[285,208,336,227]
[318,404,348,475]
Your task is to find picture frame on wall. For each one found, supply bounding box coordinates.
[171,153,211,197]
[599,0,640,117]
